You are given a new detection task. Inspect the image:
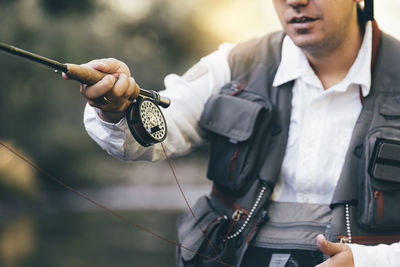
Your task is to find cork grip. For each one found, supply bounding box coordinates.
[66,63,108,86]
[66,63,140,99]
[65,63,168,108]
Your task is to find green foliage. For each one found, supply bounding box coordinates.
[0,0,214,190]
[40,0,95,16]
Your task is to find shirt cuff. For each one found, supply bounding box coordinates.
[348,242,400,267]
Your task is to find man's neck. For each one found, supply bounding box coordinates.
[304,24,364,90]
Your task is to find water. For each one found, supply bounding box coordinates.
[1,208,182,267]
[0,183,213,267]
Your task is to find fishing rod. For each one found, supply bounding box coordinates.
[0,42,231,266]
[0,42,170,108]
[0,42,231,267]
[0,42,170,147]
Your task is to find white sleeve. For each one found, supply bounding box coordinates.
[348,242,400,267]
[83,42,235,162]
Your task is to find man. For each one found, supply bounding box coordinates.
[73,0,400,266]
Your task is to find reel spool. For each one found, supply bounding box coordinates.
[126,97,167,147]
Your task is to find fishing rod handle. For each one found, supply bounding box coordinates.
[66,63,108,86]
[66,63,170,108]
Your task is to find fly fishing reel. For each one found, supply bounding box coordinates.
[0,42,171,147]
[126,96,168,147]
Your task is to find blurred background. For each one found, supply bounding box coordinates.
[0,0,399,266]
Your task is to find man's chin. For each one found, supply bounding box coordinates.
[288,33,323,52]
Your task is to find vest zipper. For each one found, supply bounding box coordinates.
[374,190,384,222]
[340,203,352,244]
[225,185,267,241]
[229,145,240,180]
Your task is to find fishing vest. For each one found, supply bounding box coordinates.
[176,28,400,267]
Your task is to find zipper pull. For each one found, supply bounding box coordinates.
[340,236,350,244]
[374,190,384,222]
[232,209,244,222]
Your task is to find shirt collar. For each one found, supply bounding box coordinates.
[273,22,372,97]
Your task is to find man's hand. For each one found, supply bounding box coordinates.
[63,58,140,123]
[316,234,354,267]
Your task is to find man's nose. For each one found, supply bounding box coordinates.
[286,0,308,8]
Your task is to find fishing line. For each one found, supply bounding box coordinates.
[0,41,232,266]
[0,141,233,267]
[161,142,228,266]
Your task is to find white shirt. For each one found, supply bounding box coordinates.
[271,25,372,204]
[83,22,400,266]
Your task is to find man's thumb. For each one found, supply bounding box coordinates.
[317,234,347,257]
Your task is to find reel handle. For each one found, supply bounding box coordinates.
[66,63,170,108]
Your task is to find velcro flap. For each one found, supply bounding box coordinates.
[371,140,400,182]
[380,95,400,117]
[200,94,266,142]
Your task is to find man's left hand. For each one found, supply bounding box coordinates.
[316,234,354,267]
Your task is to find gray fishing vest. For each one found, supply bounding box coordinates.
[176,29,400,267]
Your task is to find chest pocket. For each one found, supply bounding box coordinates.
[358,100,400,230]
[199,82,274,195]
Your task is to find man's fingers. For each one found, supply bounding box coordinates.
[112,73,130,98]
[83,74,116,99]
[317,234,347,257]
[82,59,110,73]
[91,61,110,73]
[76,58,135,113]
[125,77,140,100]
[84,73,134,112]
[84,58,130,76]
[315,235,354,267]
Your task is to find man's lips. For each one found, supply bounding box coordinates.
[289,16,318,24]
[286,16,318,32]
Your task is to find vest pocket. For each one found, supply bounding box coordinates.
[176,195,230,267]
[199,89,273,194]
[358,126,400,229]
[252,202,331,251]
